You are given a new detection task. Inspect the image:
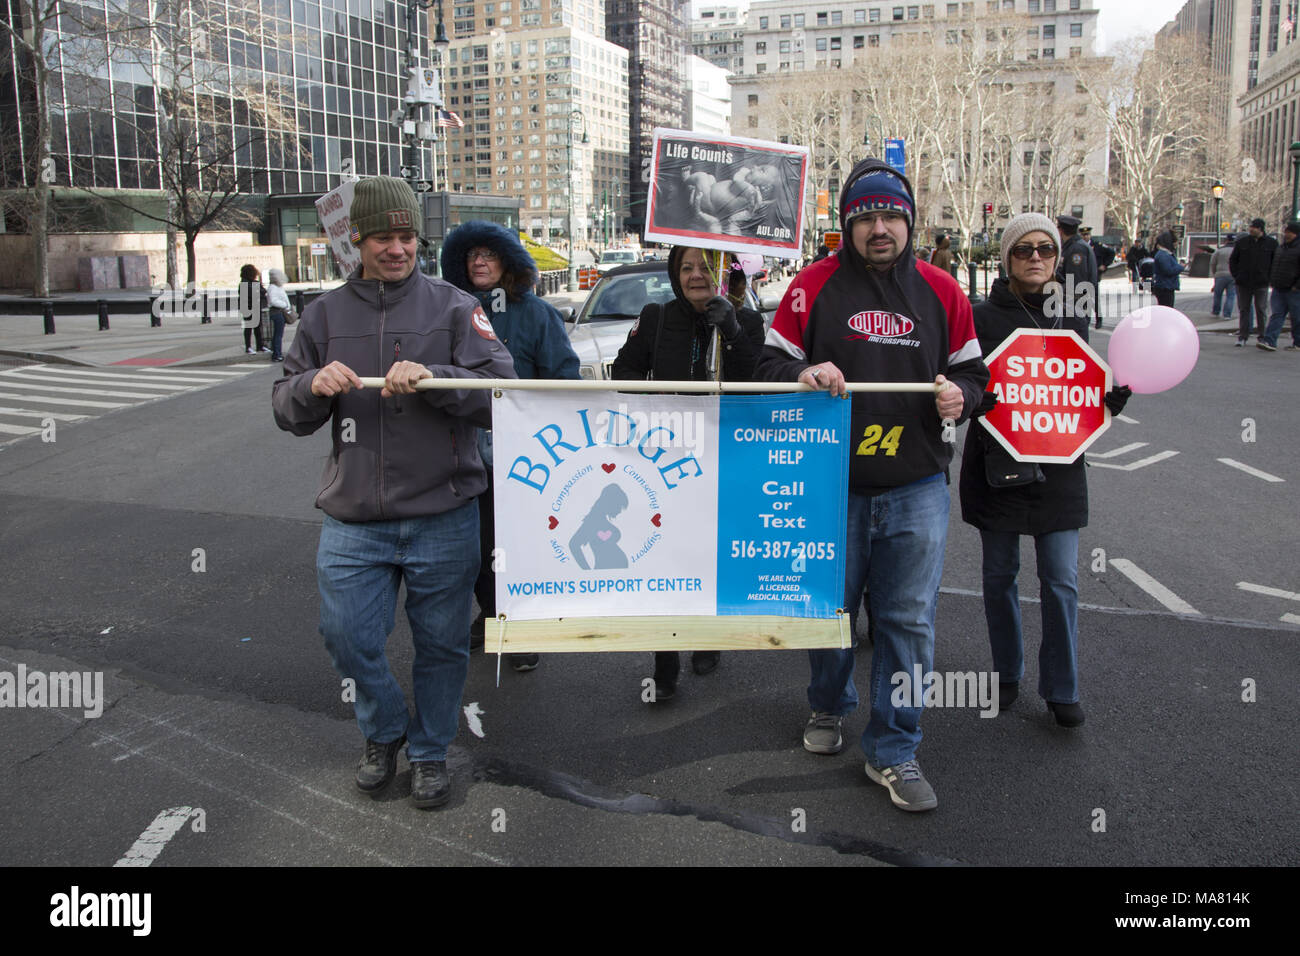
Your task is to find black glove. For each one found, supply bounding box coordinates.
[703,296,741,340]
[1104,385,1132,416]
[973,390,998,418]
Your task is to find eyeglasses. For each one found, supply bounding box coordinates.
[467,249,500,263]
[1010,242,1058,260]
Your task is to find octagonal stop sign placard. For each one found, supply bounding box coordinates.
[980,329,1112,463]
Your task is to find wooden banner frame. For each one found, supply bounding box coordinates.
[482,612,851,654]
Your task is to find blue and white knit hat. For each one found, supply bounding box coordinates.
[842,169,914,228]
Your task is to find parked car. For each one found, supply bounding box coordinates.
[563,261,779,380]
[595,248,641,274]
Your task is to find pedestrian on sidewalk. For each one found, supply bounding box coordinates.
[272,176,518,809]
[239,264,267,354]
[1209,235,1236,319]
[1230,218,1276,346]
[439,219,581,673]
[1151,231,1183,309]
[1261,220,1300,351]
[1126,238,1148,288]
[266,268,291,362]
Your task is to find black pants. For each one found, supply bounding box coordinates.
[473,473,495,620]
[243,322,265,351]
[1153,288,1176,308]
[1237,285,1269,340]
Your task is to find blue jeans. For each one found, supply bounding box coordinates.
[807,474,949,768]
[269,307,286,359]
[1264,289,1300,347]
[979,529,1080,704]
[317,503,479,762]
[1211,275,1235,317]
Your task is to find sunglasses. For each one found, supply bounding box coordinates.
[1010,242,1058,260]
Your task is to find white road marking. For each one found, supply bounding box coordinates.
[1087,441,1148,459]
[1236,582,1300,602]
[0,381,170,399]
[4,368,198,390]
[1281,613,1300,626]
[1216,458,1284,482]
[463,702,486,738]
[0,407,89,421]
[1090,450,1180,471]
[1116,414,1139,424]
[1108,559,1201,616]
[0,422,40,436]
[0,390,128,408]
[136,366,252,376]
[113,806,197,867]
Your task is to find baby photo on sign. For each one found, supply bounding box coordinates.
[645,130,809,258]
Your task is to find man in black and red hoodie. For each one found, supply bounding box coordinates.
[755,159,988,812]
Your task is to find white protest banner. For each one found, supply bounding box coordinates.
[491,390,850,651]
[315,179,361,277]
[644,129,809,260]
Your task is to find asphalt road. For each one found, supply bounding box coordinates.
[0,329,1295,877]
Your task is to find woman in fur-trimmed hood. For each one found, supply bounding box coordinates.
[439,219,580,673]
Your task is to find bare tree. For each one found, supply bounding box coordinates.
[1080,36,1214,240]
[0,0,64,296]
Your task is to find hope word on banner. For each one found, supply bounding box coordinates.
[493,390,849,623]
[644,129,810,260]
[980,328,1113,463]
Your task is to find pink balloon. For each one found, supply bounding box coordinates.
[1107,306,1200,394]
[734,253,765,276]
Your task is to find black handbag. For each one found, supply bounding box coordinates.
[981,430,1044,487]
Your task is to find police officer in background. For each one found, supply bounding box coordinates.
[1056,215,1098,333]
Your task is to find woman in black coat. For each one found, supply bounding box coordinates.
[612,246,765,701]
[959,213,1129,728]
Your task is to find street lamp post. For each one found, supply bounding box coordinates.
[565,108,587,293]
[1211,179,1225,250]
[1174,201,1185,258]
[1290,142,1300,220]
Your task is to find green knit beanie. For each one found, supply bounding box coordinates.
[349,176,422,244]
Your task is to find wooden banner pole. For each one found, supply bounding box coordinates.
[355,377,942,394]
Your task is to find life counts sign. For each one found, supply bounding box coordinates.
[980,329,1112,463]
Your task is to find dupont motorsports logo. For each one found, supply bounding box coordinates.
[846,310,920,347]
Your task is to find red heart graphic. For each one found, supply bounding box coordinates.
[548,516,558,530]
[651,513,662,527]
[602,462,616,473]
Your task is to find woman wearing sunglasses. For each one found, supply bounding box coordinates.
[958,213,1130,728]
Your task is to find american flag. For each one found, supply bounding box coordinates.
[436,109,464,129]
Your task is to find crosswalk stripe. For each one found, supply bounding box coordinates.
[1108,558,1201,616]
[0,407,90,421]
[2,369,196,391]
[0,390,129,408]
[1216,458,1284,482]
[133,366,253,376]
[0,381,170,399]
[1236,582,1300,602]
[1089,450,1179,471]
[0,422,41,435]
[1087,441,1147,459]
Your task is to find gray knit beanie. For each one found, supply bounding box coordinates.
[1001,212,1061,276]
[349,176,422,244]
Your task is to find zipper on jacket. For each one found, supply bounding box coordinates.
[377,280,387,520]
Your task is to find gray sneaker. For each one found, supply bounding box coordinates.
[802,712,844,754]
[865,759,938,812]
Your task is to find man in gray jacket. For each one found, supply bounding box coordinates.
[272,176,517,808]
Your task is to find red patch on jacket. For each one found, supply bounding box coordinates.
[471,308,497,339]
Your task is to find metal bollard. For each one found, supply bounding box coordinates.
[97,299,110,331]
[150,291,162,327]
[201,290,211,324]
[949,262,958,282]
[294,289,306,314]
[42,300,55,335]
[966,263,982,304]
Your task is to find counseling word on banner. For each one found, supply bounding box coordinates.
[489,390,850,653]
[644,129,810,260]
